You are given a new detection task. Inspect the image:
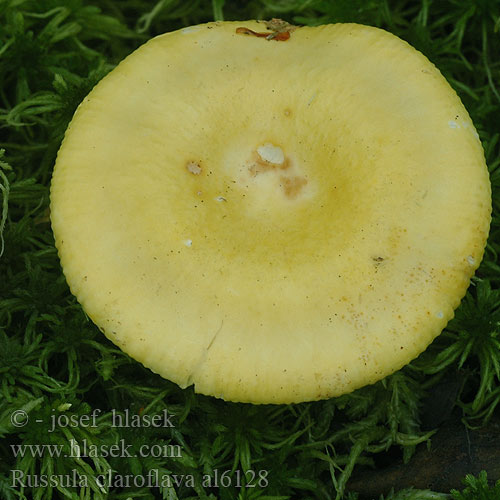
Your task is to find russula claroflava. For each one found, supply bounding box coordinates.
[50,21,491,404]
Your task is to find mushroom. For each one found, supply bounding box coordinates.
[50,21,491,404]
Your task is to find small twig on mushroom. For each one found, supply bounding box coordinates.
[236,18,297,41]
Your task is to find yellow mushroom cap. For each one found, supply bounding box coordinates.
[50,21,491,404]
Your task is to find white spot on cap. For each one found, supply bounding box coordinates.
[257,143,284,165]
[436,311,444,319]
[467,255,475,265]
[216,196,226,202]
[448,120,459,129]
[181,26,200,34]
[186,162,202,175]
[184,239,192,247]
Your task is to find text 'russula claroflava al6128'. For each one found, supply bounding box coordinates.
[50,21,491,404]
